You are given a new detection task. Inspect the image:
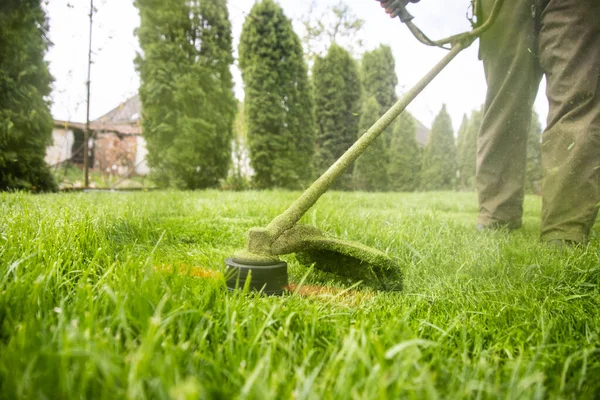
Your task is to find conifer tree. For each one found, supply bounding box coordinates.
[227,101,250,191]
[420,105,456,191]
[361,45,397,115]
[239,0,315,189]
[353,45,399,191]
[353,97,389,191]
[387,112,421,192]
[525,111,543,194]
[312,44,361,189]
[0,0,56,192]
[455,114,469,186]
[457,109,482,190]
[135,0,235,189]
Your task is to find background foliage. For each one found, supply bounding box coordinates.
[457,108,482,191]
[526,111,543,194]
[0,0,57,192]
[353,45,399,191]
[239,0,315,189]
[353,96,389,191]
[313,44,362,190]
[420,105,456,191]
[135,0,236,189]
[387,112,421,192]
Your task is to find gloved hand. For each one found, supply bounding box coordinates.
[377,0,420,20]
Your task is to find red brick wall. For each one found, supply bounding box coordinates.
[93,133,137,176]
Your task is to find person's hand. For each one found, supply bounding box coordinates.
[377,0,421,19]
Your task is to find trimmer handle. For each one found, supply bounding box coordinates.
[375,0,419,23]
[378,0,504,49]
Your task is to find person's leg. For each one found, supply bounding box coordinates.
[538,0,600,243]
[476,0,543,229]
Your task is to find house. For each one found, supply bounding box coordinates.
[45,95,149,176]
[414,120,429,148]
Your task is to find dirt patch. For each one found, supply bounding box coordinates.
[286,283,374,306]
[155,264,223,279]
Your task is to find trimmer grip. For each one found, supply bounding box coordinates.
[376,0,415,23]
[396,4,414,23]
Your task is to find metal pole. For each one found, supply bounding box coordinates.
[84,0,94,188]
[265,40,471,239]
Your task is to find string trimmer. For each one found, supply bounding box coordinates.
[226,0,504,294]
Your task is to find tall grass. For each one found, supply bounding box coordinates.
[0,190,598,399]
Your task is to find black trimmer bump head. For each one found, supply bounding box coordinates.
[225,258,288,295]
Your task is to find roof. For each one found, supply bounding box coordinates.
[53,119,142,136]
[415,120,429,148]
[94,94,142,125]
[53,94,142,136]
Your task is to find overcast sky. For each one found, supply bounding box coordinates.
[46,0,549,131]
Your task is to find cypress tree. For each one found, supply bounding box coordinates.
[135,0,236,189]
[525,111,542,194]
[353,97,389,191]
[361,45,398,114]
[227,101,250,191]
[387,112,421,192]
[312,44,361,189]
[239,0,315,189]
[457,109,482,190]
[456,114,469,142]
[353,45,398,191]
[455,114,469,187]
[420,105,456,191]
[0,0,56,192]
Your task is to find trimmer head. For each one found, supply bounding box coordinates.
[227,225,402,293]
[225,258,288,295]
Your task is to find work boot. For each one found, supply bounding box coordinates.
[545,239,582,249]
[476,220,521,232]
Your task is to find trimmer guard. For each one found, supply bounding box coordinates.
[270,225,402,291]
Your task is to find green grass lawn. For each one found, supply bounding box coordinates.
[0,190,598,399]
[52,164,153,189]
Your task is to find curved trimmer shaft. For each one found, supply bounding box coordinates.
[240,38,472,261]
[267,41,469,237]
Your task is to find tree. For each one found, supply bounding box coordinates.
[301,1,365,61]
[0,0,57,192]
[352,45,399,191]
[420,105,457,191]
[226,101,250,191]
[361,45,397,116]
[135,0,236,189]
[361,44,399,148]
[239,0,315,189]
[455,113,469,184]
[387,112,421,192]
[353,97,389,191]
[526,111,543,194]
[457,109,482,190]
[312,44,361,189]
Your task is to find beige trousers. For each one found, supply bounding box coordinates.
[476,0,600,242]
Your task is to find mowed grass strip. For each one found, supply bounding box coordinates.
[0,190,598,399]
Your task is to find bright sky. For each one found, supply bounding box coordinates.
[46,0,549,131]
